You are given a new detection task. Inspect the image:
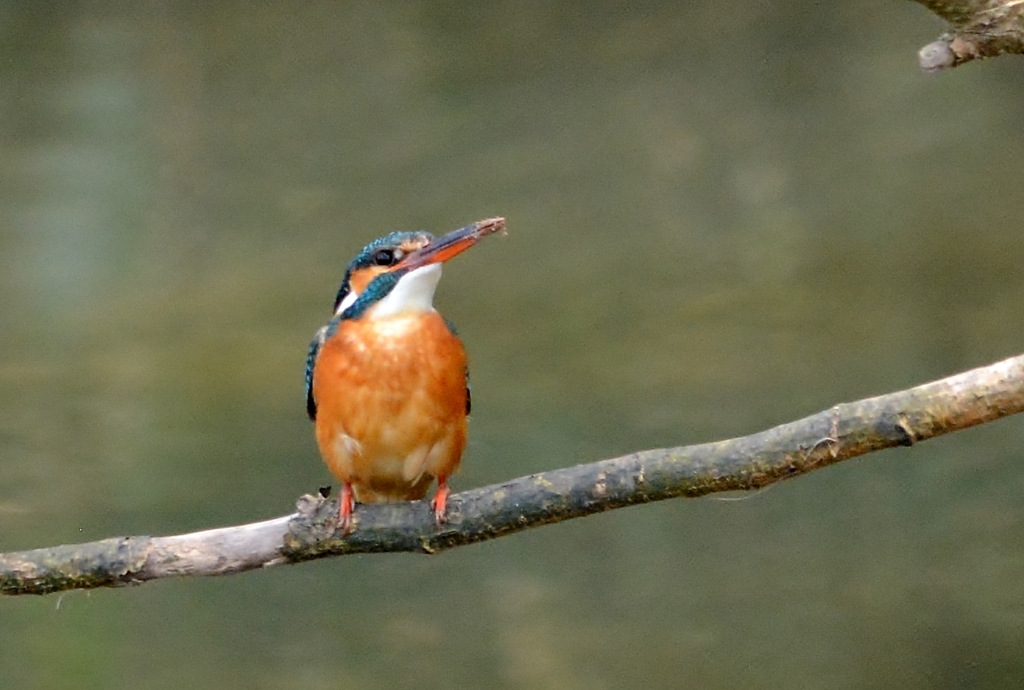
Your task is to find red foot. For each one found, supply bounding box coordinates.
[338,482,355,534]
[430,477,450,526]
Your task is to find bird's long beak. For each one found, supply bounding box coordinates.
[394,217,505,272]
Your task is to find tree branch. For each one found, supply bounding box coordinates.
[3,353,1024,596]
[911,0,1024,71]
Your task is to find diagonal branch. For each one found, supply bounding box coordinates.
[3,353,1024,596]
[911,0,1024,70]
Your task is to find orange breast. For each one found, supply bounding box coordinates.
[312,311,468,503]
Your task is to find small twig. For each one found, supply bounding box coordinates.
[2,353,1024,596]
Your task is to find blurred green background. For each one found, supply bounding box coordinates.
[3,1,1024,688]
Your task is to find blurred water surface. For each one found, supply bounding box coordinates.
[3,2,1024,688]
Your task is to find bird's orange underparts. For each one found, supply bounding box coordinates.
[305,217,505,532]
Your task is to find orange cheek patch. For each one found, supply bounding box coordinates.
[348,266,388,296]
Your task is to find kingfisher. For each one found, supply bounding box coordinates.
[305,217,505,532]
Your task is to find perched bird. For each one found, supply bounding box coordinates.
[306,217,504,532]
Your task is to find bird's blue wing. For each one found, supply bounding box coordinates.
[305,326,327,421]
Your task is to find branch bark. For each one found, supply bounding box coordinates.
[3,353,1024,596]
[911,0,1024,71]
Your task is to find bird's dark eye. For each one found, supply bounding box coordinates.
[372,248,399,266]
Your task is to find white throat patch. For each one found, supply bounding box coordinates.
[366,264,442,319]
[334,289,358,316]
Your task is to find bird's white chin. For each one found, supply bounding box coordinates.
[367,264,442,319]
